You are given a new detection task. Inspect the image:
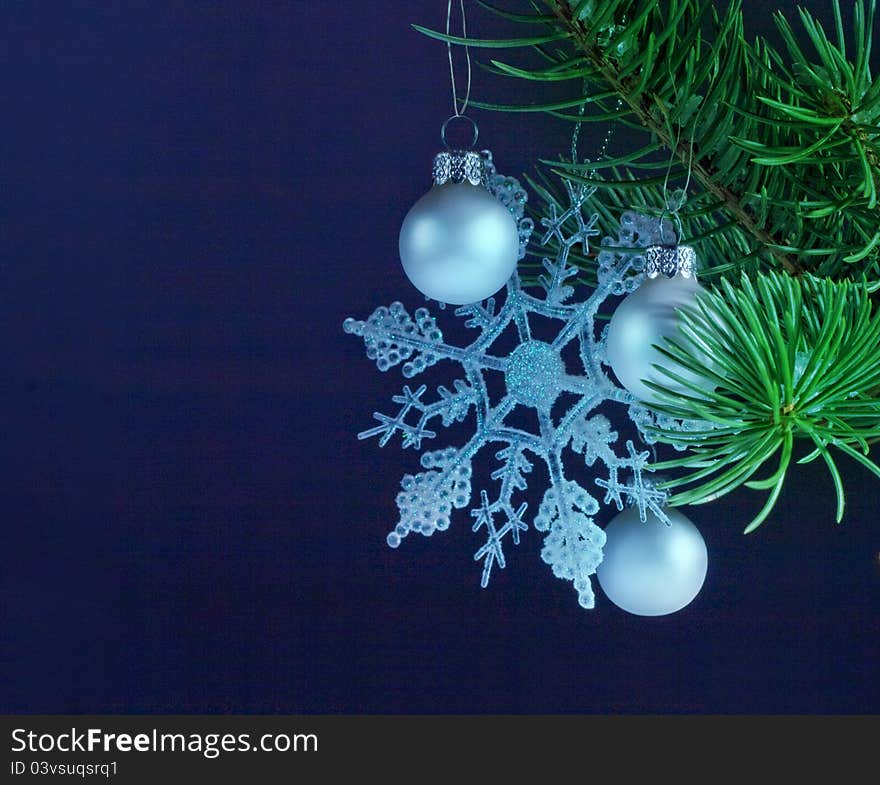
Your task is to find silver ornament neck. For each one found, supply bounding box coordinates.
[432,150,487,187]
[645,244,698,281]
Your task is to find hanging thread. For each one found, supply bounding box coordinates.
[659,130,688,245]
[570,16,628,171]
[447,0,472,117]
[570,83,623,170]
[658,56,704,245]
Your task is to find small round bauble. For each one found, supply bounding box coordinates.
[605,244,714,403]
[606,272,708,403]
[596,505,708,616]
[399,181,520,306]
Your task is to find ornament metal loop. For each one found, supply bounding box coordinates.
[645,244,697,280]
[440,114,479,150]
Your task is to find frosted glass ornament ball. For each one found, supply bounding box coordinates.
[596,505,708,616]
[605,273,708,402]
[399,182,520,305]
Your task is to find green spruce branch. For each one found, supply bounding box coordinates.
[413,1,880,530]
[645,271,880,531]
[545,0,804,276]
[417,0,880,281]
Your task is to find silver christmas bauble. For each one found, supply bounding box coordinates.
[596,506,708,617]
[605,271,707,402]
[399,182,520,305]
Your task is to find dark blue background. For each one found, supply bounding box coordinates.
[1,1,877,714]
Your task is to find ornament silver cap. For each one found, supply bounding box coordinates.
[645,244,698,281]
[432,150,486,186]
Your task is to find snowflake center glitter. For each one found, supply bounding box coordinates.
[505,341,565,409]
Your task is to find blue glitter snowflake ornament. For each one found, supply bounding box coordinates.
[344,156,679,609]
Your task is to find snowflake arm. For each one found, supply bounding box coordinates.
[471,490,529,588]
[357,380,479,449]
[629,403,719,451]
[343,301,506,376]
[570,414,619,467]
[471,443,534,587]
[594,440,669,523]
[357,385,436,448]
[388,448,473,548]
[534,479,605,609]
[539,255,579,306]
